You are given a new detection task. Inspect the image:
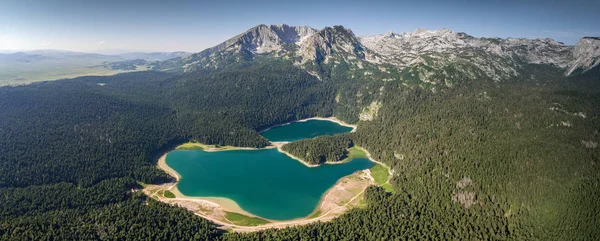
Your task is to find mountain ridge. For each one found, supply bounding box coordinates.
[158,24,600,85]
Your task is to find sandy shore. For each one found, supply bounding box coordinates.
[148,161,373,231]
[155,151,258,217]
[157,154,180,181]
[259,116,357,133]
[168,185,257,217]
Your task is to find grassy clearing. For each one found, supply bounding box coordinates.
[308,210,322,219]
[224,212,270,226]
[175,142,206,150]
[347,146,367,159]
[339,146,368,162]
[163,190,175,198]
[381,183,394,193]
[370,163,390,186]
[175,142,239,151]
[358,196,368,207]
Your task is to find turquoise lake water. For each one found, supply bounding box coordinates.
[166,119,371,220]
[260,119,353,142]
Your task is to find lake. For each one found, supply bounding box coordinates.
[166,119,371,220]
[260,119,354,142]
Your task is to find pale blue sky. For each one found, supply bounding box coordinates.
[1,0,598,53]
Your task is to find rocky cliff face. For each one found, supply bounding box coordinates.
[567,37,600,75]
[361,28,573,68]
[229,24,317,54]
[299,25,369,64]
[176,24,316,72]
[200,24,316,55]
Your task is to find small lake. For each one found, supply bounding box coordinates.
[166,119,371,220]
[260,119,354,142]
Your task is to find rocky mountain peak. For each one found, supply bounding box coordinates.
[267,24,317,45]
[299,25,367,64]
[165,24,600,82]
[384,31,400,38]
[399,28,458,39]
[177,24,318,72]
[567,37,600,75]
[189,24,317,57]
[231,24,317,54]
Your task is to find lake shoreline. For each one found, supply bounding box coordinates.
[147,117,390,230]
[274,143,318,167]
[151,145,387,230]
[156,151,261,217]
[154,142,366,216]
[259,116,357,133]
[274,142,353,168]
[145,165,374,231]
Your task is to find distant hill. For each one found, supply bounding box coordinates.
[117,52,191,61]
[0,50,189,85]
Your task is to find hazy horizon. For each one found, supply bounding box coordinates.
[2,0,599,53]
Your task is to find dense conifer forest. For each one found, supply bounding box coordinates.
[0,60,598,240]
[281,135,353,165]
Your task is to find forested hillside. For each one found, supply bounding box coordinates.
[0,58,598,240]
[281,135,353,165]
[226,69,600,240]
[0,62,336,240]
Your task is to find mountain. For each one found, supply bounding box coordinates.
[567,37,600,75]
[360,29,572,68]
[161,24,317,72]
[360,29,573,83]
[157,25,376,77]
[298,25,370,64]
[158,25,600,85]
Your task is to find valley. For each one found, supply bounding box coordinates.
[0,22,598,240]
